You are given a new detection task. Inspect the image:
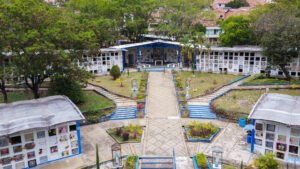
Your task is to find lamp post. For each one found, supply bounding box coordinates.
[212,146,223,169]
[111,143,122,169]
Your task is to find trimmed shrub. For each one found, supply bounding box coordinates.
[196,153,208,169]
[49,76,85,104]
[254,153,279,169]
[122,132,129,141]
[116,128,122,136]
[126,155,138,169]
[226,0,249,8]
[110,65,121,80]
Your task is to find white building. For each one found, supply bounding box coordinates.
[195,46,300,77]
[205,26,222,43]
[0,96,85,169]
[249,93,300,164]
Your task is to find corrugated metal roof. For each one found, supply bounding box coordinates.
[110,40,181,49]
[0,96,85,136]
[248,93,300,126]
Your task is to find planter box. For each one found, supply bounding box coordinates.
[185,128,221,143]
[193,155,212,169]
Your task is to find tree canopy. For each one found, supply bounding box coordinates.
[219,15,256,47]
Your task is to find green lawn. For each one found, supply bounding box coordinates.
[175,72,242,98]
[89,72,148,99]
[0,90,114,112]
[212,89,300,118]
[243,74,300,85]
[78,91,114,112]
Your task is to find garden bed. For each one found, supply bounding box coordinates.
[107,124,144,144]
[174,71,243,98]
[242,74,300,86]
[193,153,211,169]
[211,89,300,121]
[89,72,148,99]
[184,121,220,142]
[125,155,139,169]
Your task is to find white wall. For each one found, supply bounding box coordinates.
[254,120,300,163]
[0,122,79,169]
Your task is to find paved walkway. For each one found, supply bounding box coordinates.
[143,71,193,168]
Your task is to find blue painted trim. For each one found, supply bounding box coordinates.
[185,128,221,142]
[177,47,181,63]
[122,50,126,71]
[135,156,139,169]
[22,154,81,169]
[251,120,256,153]
[76,121,82,154]
[137,47,141,65]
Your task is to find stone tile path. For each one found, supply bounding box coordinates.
[142,71,193,168]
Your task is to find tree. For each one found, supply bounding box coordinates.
[2,0,92,98]
[0,61,14,103]
[49,76,85,104]
[110,65,121,80]
[157,0,213,40]
[253,9,300,80]
[220,15,256,47]
[254,153,279,169]
[225,0,249,9]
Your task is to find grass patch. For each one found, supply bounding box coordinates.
[175,71,242,98]
[89,72,148,99]
[212,89,300,120]
[0,90,114,112]
[186,121,218,139]
[78,91,114,112]
[243,74,300,85]
[126,155,138,169]
[107,124,143,144]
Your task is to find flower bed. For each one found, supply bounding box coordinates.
[185,121,220,142]
[125,155,138,169]
[193,153,211,169]
[107,124,143,144]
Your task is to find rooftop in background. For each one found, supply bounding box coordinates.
[0,96,85,137]
[213,0,270,19]
[249,93,300,126]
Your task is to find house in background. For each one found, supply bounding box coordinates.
[0,96,85,169]
[249,93,300,164]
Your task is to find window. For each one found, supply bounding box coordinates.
[28,159,37,168]
[37,131,45,139]
[289,145,298,154]
[10,136,22,145]
[266,133,275,140]
[261,57,266,61]
[25,133,34,142]
[0,137,9,147]
[276,152,285,159]
[115,52,118,56]
[14,154,23,162]
[276,143,287,151]
[250,52,255,56]
[69,125,76,131]
[267,124,275,132]
[278,135,286,143]
[58,126,67,134]
[27,151,35,159]
[256,123,263,130]
[13,145,22,153]
[0,148,9,156]
[239,52,244,56]
[291,128,300,136]
[256,131,263,137]
[266,141,274,149]
[50,146,58,153]
[290,137,299,145]
[255,57,260,61]
[48,129,56,137]
[255,139,262,146]
[245,52,249,56]
[245,57,249,60]
[40,156,48,163]
[234,52,238,56]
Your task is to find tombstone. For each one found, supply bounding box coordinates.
[111,143,122,168]
[212,146,223,169]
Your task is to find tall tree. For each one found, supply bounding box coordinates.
[219,15,256,47]
[253,9,300,80]
[156,0,213,40]
[3,0,92,98]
